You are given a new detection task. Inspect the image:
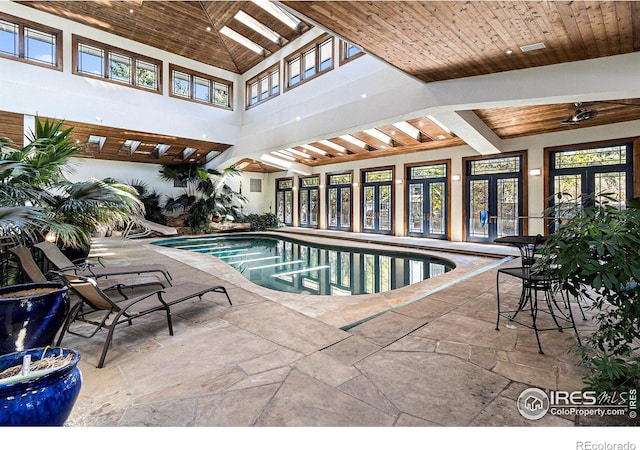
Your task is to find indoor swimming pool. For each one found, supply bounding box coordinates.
[153,233,455,296]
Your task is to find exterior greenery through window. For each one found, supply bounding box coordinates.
[73,36,160,92]
[276,178,293,226]
[247,63,279,108]
[170,64,231,109]
[285,35,333,89]
[548,142,633,230]
[0,13,61,69]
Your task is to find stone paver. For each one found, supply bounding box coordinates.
[59,234,629,429]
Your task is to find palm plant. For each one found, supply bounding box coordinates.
[161,163,247,233]
[0,117,144,250]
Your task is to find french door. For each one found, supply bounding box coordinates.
[275,178,293,226]
[406,163,448,239]
[548,142,633,232]
[362,168,393,235]
[466,155,523,243]
[299,176,319,228]
[327,172,352,231]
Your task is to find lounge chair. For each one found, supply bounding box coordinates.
[8,245,167,296]
[33,241,173,286]
[122,219,178,239]
[56,273,232,368]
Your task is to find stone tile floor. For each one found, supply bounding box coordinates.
[19,231,635,446]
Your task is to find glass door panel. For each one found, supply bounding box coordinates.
[328,188,338,227]
[276,179,293,226]
[340,187,351,228]
[408,184,424,234]
[497,178,519,237]
[378,185,392,232]
[363,186,375,231]
[468,179,489,240]
[429,181,445,235]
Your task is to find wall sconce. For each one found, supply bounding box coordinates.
[395,179,403,184]
[451,174,461,181]
[529,168,542,176]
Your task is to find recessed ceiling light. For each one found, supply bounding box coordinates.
[505,48,513,55]
[206,26,211,32]
[361,93,367,99]
[129,9,134,14]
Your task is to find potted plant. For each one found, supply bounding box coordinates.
[0,346,82,425]
[0,116,145,265]
[536,192,640,393]
[161,163,247,233]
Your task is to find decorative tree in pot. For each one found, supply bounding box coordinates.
[161,163,247,233]
[536,192,640,393]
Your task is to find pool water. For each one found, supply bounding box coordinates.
[153,234,455,296]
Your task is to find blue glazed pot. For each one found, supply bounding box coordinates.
[0,282,69,356]
[0,347,82,426]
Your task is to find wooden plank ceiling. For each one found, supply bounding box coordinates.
[20,1,311,74]
[282,1,640,83]
[49,118,232,166]
[13,1,640,172]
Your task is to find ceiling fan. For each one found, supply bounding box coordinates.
[561,102,597,125]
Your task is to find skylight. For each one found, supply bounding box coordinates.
[121,140,141,154]
[392,121,421,140]
[88,135,106,151]
[234,10,281,44]
[364,128,392,145]
[319,140,346,152]
[301,144,327,156]
[261,153,292,169]
[154,144,171,157]
[284,147,313,159]
[252,0,301,30]
[339,135,368,149]
[220,26,265,55]
[272,150,296,161]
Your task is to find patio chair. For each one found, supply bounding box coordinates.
[33,241,173,286]
[9,245,167,298]
[56,273,232,368]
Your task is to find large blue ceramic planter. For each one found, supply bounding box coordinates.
[0,347,82,426]
[0,282,69,356]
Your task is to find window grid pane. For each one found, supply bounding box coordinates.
[555,145,627,169]
[365,169,393,183]
[24,27,56,65]
[136,60,158,90]
[194,76,211,102]
[303,48,316,78]
[78,43,104,76]
[172,70,191,98]
[270,70,279,95]
[471,156,520,175]
[410,164,446,179]
[288,57,300,85]
[0,20,18,57]
[213,82,228,106]
[319,39,332,70]
[108,52,132,83]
